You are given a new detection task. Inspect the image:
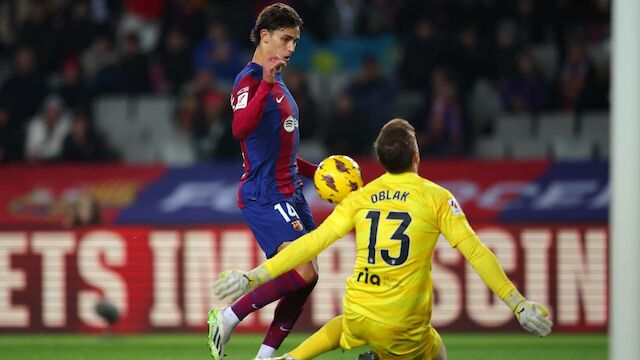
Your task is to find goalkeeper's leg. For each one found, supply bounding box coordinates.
[285,315,343,360]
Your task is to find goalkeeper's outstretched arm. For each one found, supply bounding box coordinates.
[213,221,342,302]
[455,234,553,337]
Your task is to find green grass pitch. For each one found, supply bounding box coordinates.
[1,333,606,359]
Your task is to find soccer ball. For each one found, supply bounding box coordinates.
[313,155,363,204]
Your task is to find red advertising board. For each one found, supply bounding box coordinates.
[0,165,165,228]
[0,224,608,333]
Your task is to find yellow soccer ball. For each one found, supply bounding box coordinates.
[313,155,363,204]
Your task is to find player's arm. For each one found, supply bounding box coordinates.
[453,234,552,337]
[232,77,274,140]
[232,56,286,140]
[213,198,356,301]
[296,157,317,178]
[213,221,341,302]
[437,192,552,337]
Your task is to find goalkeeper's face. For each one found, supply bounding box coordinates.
[262,27,300,64]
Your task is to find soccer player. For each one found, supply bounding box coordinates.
[207,3,320,360]
[213,118,553,359]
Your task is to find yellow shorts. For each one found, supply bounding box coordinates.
[339,308,442,360]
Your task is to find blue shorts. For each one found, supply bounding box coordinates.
[241,189,317,258]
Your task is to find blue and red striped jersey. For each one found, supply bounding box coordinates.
[231,62,315,208]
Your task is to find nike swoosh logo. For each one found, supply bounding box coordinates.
[279,326,291,332]
[276,95,285,103]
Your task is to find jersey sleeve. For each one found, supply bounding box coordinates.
[434,188,477,248]
[296,157,317,178]
[231,73,274,140]
[455,234,519,303]
[322,192,358,237]
[262,219,342,278]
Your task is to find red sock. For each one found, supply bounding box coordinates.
[262,276,317,349]
[231,270,311,320]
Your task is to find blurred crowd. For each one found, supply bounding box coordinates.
[0,0,610,164]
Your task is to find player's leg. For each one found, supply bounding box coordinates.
[258,259,318,357]
[281,315,343,360]
[209,196,318,358]
[256,192,319,357]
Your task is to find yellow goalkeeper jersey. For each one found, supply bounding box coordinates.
[262,171,518,330]
[323,171,476,328]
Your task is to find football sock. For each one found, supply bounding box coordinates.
[256,344,277,358]
[262,276,317,350]
[231,269,309,321]
[288,315,343,360]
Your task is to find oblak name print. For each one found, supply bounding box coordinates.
[371,190,410,204]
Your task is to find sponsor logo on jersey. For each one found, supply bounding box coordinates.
[283,115,298,132]
[233,92,248,111]
[356,267,381,286]
[448,197,463,216]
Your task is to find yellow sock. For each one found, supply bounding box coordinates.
[289,315,343,360]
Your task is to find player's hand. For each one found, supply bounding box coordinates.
[514,301,553,337]
[263,56,287,83]
[213,270,251,302]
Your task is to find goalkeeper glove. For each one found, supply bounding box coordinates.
[503,289,553,337]
[514,300,553,337]
[212,267,272,302]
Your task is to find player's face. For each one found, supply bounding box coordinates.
[263,27,300,64]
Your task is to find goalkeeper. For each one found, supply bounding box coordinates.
[214,118,553,360]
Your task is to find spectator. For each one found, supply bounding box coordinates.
[576,54,610,111]
[160,0,207,45]
[24,95,71,163]
[417,68,464,157]
[195,91,237,161]
[63,0,96,56]
[297,0,329,41]
[117,33,151,94]
[347,56,395,134]
[558,39,596,110]
[326,0,364,38]
[159,95,198,165]
[61,111,115,162]
[158,28,193,93]
[17,0,57,72]
[193,21,244,86]
[325,94,371,156]
[117,0,166,52]
[451,26,486,95]
[183,68,227,112]
[500,52,549,112]
[0,107,15,163]
[0,47,47,130]
[398,19,446,91]
[58,58,91,111]
[81,34,118,86]
[489,20,522,82]
[358,0,398,36]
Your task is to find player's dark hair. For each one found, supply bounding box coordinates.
[374,118,418,174]
[250,3,303,46]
